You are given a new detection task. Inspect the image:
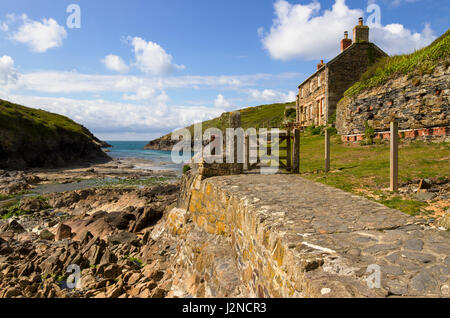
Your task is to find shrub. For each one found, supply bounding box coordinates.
[364,121,375,145]
[285,108,296,119]
[326,126,338,136]
[306,125,324,136]
[183,165,191,174]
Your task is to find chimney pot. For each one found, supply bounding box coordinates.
[340,31,352,52]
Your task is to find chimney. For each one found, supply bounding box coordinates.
[340,31,352,52]
[317,59,324,70]
[353,17,369,43]
[358,17,364,26]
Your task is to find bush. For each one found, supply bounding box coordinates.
[306,124,324,136]
[326,126,338,136]
[183,165,191,174]
[285,108,296,119]
[363,121,375,145]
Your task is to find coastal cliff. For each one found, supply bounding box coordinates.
[0,99,111,170]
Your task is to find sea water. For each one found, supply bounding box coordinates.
[106,141,192,171]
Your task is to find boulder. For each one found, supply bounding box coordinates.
[132,207,163,233]
[19,197,49,213]
[0,220,26,234]
[108,232,139,246]
[55,224,72,241]
[40,229,55,241]
[103,264,122,280]
[104,212,135,230]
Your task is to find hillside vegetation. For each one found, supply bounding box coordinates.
[145,102,294,150]
[345,29,450,97]
[0,99,110,169]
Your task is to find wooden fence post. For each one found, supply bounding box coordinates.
[325,129,330,173]
[390,121,399,192]
[245,135,250,171]
[293,129,300,174]
[286,128,292,172]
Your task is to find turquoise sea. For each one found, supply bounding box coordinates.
[106,141,191,171]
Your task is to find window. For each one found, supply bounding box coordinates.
[318,76,321,87]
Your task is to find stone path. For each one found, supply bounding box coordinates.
[205,174,450,297]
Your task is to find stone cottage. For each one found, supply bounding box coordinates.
[295,18,387,128]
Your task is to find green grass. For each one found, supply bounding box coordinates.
[282,133,449,215]
[345,29,450,97]
[0,195,50,219]
[378,197,428,216]
[1,203,30,219]
[0,99,96,142]
[0,99,105,149]
[86,176,173,188]
[126,255,143,267]
[0,194,15,201]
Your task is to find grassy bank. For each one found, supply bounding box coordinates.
[345,29,450,97]
[284,133,449,216]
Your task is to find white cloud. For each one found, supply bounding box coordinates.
[260,0,436,60]
[0,55,19,85]
[370,23,435,55]
[260,0,362,60]
[123,86,155,101]
[248,89,296,103]
[102,54,129,73]
[13,70,291,94]
[11,15,67,53]
[214,94,234,109]
[128,36,185,75]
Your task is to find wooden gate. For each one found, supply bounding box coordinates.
[244,130,292,172]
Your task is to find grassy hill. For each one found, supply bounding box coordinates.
[145,102,294,150]
[345,29,450,98]
[0,99,110,169]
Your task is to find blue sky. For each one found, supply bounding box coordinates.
[0,0,447,140]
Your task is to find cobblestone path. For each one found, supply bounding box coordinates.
[209,174,450,297]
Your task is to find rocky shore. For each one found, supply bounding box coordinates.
[0,159,182,298]
[144,135,177,151]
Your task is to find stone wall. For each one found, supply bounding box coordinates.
[336,63,450,141]
[152,172,450,298]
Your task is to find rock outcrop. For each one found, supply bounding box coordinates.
[0,99,111,170]
[0,183,179,298]
[144,135,177,151]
